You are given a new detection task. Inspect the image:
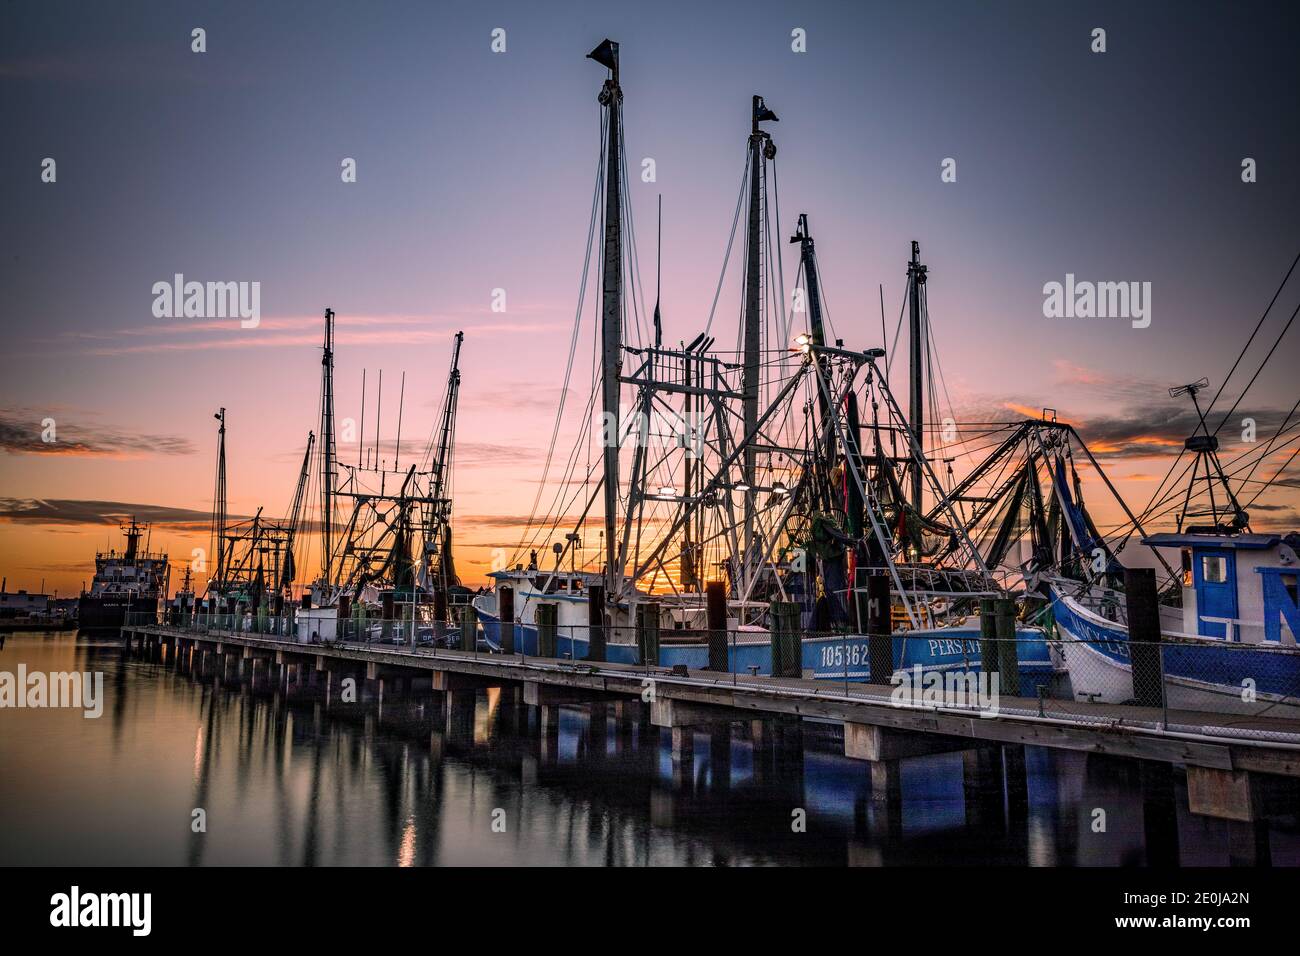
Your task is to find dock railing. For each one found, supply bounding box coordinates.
[120,611,1300,738]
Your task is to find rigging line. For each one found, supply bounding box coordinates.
[1100,430,1300,533]
[618,115,649,349]
[1207,249,1300,431]
[1232,393,1300,500]
[1211,298,1300,437]
[511,107,605,565]
[703,153,750,339]
[769,157,793,387]
[885,287,907,379]
[1119,414,1300,532]
[1242,444,1300,512]
[1133,251,1300,525]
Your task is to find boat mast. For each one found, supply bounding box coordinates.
[792,213,833,505]
[743,95,778,568]
[319,308,337,589]
[212,408,227,592]
[283,431,315,594]
[907,241,928,516]
[589,38,623,595]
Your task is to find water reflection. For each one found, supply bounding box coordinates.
[0,632,1295,866]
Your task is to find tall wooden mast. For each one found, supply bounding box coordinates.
[319,308,337,587]
[589,38,622,595]
[907,241,927,515]
[211,407,227,593]
[742,95,777,565]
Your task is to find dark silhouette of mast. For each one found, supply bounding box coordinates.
[211,408,227,591]
[743,95,777,562]
[319,309,337,588]
[589,38,622,594]
[907,241,928,515]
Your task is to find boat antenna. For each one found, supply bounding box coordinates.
[1169,377,1249,533]
[654,193,662,348]
[395,371,406,472]
[358,369,366,469]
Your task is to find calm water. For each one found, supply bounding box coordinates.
[1,631,1296,866]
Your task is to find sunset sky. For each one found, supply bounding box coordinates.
[2,0,1297,597]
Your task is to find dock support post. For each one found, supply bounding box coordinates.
[1003,744,1028,818]
[671,726,694,789]
[709,725,732,791]
[539,705,561,762]
[1139,760,1180,866]
[706,581,727,672]
[870,761,903,840]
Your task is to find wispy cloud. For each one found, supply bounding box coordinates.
[0,498,216,531]
[0,410,196,457]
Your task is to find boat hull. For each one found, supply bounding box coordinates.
[77,595,160,632]
[473,605,1053,695]
[1050,587,1300,716]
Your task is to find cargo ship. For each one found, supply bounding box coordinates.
[78,518,169,631]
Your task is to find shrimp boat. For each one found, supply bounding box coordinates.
[199,310,470,644]
[474,40,1053,694]
[1046,376,1300,715]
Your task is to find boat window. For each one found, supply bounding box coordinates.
[1180,548,1193,588]
[1285,574,1298,607]
[1201,555,1228,584]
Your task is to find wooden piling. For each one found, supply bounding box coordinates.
[536,602,558,658]
[498,586,515,655]
[769,600,801,677]
[1125,567,1164,709]
[586,583,606,662]
[706,581,727,671]
[459,606,476,651]
[866,574,893,685]
[995,598,1019,694]
[635,601,659,666]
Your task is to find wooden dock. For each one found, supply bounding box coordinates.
[123,622,1300,829]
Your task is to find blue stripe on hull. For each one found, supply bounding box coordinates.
[475,609,1051,693]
